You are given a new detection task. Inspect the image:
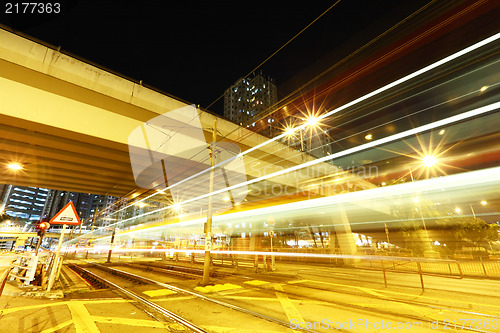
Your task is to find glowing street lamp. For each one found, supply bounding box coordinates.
[284,127,295,137]
[305,116,319,127]
[7,163,23,170]
[422,155,437,168]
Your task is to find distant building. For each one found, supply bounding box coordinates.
[42,190,118,226]
[88,194,119,227]
[0,185,49,221]
[0,185,118,227]
[41,190,93,222]
[224,72,278,136]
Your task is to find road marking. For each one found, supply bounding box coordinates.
[67,302,100,333]
[218,288,252,296]
[143,289,176,297]
[244,279,269,286]
[0,302,68,315]
[223,295,333,306]
[194,283,242,293]
[0,299,131,315]
[287,279,500,310]
[273,284,304,330]
[40,320,73,333]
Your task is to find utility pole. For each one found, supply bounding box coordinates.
[86,207,98,259]
[203,119,217,285]
[106,228,115,263]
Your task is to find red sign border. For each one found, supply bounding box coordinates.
[49,201,81,225]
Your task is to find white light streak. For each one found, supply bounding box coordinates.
[105,32,500,225]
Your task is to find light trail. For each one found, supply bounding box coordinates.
[66,246,463,264]
[78,164,500,245]
[107,32,500,219]
[105,100,500,229]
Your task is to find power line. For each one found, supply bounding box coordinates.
[205,0,342,110]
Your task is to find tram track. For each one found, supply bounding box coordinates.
[68,262,318,333]
[68,260,500,333]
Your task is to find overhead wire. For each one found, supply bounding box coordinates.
[204,0,342,110]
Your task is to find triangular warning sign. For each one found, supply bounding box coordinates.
[49,201,81,225]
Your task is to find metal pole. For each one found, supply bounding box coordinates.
[203,120,217,285]
[34,232,44,253]
[46,224,66,292]
[381,259,387,287]
[417,261,425,292]
[271,235,275,271]
[86,208,99,259]
[106,228,115,263]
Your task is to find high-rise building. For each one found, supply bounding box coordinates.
[88,194,118,227]
[41,190,93,222]
[224,72,278,135]
[0,184,119,227]
[0,185,49,221]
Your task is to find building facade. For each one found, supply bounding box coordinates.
[0,185,118,227]
[0,185,49,221]
[223,72,278,135]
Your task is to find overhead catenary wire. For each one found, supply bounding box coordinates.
[205,0,342,110]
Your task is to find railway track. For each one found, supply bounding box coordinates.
[67,262,318,333]
[68,260,500,333]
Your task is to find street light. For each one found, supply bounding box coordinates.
[422,155,437,168]
[7,162,23,170]
[305,116,319,127]
[284,127,295,137]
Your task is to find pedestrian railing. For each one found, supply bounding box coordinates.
[355,256,463,292]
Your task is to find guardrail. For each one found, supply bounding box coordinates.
[355,257,463,292]
[9,253,39,285]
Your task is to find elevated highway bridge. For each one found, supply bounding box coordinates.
[0,27,384,255]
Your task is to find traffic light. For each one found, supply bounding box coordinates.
[37,221,50,237]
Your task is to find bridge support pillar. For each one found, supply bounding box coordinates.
[332,206,357,266]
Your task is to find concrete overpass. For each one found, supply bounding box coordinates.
[0,27,387,256]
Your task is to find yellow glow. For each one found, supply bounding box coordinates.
[422,155,437,167]
[480,200,487,205]
[284,127,295,136]
[480,85,488,92]
[455,207,461,214]
[7,163,23,170]
[223,196,230,201]
[438,129,445,135]
[172,203,181,211]
[365,134,373,140]
[135,202,147,208]
[305,116,319,127]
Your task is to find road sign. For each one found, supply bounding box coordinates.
[269,230,275,238]
[49,201,81,225]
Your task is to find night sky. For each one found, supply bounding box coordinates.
[0,1,431,115]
